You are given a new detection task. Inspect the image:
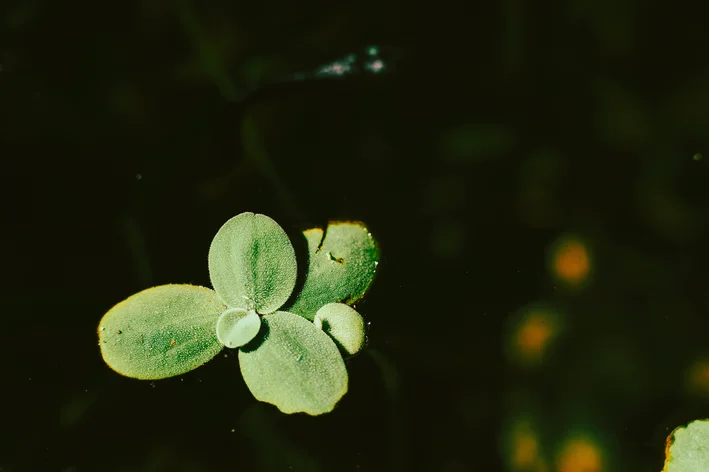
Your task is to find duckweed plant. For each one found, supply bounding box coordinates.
[98,212,379,415]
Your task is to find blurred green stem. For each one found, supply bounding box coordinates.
[174,0,304,221]
[241,116,304,221]
[173,0,239,101]
[368,348,410,471]
[119,214,154,288]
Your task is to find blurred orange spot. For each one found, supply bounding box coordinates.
[513,427,539,468]
[512,311,559,366]
[517,314,553,358]
[685,360,709,396]
[508,421,548,472]
[553,239,590,285]
[556,438,602,472]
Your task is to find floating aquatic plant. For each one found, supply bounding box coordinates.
[662,419,709,472]
[98,212,379,415]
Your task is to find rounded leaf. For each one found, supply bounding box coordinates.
[283,222,379,320]
[98,284,225,380]
[216,308,261,348]
[239,311,348,415]
[663,419,709,472]
[314,303,366,356]
[208,212,297,314]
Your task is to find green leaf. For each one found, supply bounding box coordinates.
[663,419,709,472]
[314,303,366,356]
[98,284,225,380]
[239,311,348,415]
[283,222,379,320]
[216,308,261,348]
[208,212,297,314]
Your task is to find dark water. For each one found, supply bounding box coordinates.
[3,1,709,471]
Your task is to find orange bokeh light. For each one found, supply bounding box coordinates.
[552,239,590,285]
[685,359,709,396]
[507,420,548,472]
[556,438,602,472]
[517,313,554,359]
[511,310,560,366]
[513,428,539,468]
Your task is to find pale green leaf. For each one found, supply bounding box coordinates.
[98,284,225,380]
[663,419,709,472]
[314,303,366,356]
[208,212,297,314]
[239,311,348,415]
[283,222,379,320]
[216,308,261,348]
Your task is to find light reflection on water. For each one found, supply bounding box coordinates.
[311,46,389,79]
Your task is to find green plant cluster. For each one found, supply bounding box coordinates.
[98,212,379,415]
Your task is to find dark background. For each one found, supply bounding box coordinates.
[3,0,709,470]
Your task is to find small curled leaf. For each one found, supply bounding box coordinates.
[314,303,366,356]
[216,308,261,348]
[284,222,379,320]
[208,212,297,314]
[239,311,348,415]
[98,284,225,380]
